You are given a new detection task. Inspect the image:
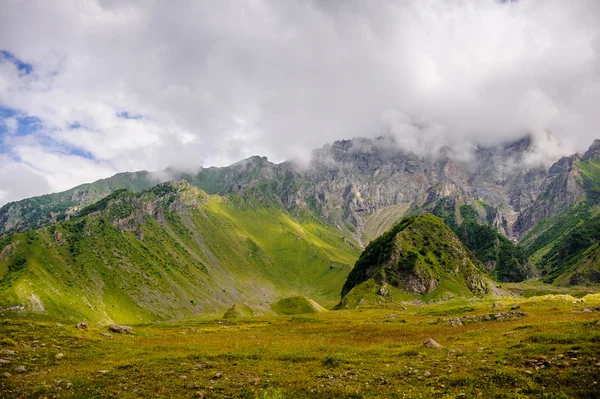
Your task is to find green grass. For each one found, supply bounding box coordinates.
[340,214,495,307]
[1,295,599,398]
[0,183,360,323]
[270,296,327,315]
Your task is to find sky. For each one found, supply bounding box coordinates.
[1,0,600,206]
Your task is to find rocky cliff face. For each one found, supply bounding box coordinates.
[2,135,598,248]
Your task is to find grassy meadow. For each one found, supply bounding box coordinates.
[2,294,600,398]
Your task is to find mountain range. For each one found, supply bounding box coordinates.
[1,134,600,322]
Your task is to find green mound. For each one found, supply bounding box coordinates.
[223,303,256,319]
[271,296,327,315]
[338,214,498,308]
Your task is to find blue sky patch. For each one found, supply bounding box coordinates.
[0,50,33,75]
[117,111,143,120]
[0,106,42,136]
[36,134,96,160]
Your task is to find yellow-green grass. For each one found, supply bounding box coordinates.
[1,295,600,398]
[0,185,361,323]
[503,280,600,298]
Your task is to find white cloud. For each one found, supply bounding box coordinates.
[0,0,599,205]
[2,117,17,134]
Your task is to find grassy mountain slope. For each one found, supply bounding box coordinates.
[519,147,600,285]
[529,212,600,285]
[337,214,498,309]
[0,182,360,323]
[432,198,529,282]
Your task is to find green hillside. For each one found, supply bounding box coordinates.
[0,182,360,323]
[518,151,600,286]
[531,212,600,285]
[338,214,499,309]
[0,171,158,235]
[432,199,529,282]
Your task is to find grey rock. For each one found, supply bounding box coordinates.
[76,322,88,330]
[109,324,132,334]
[14,365,26,373]
[378,284,388,297]
[423,338,442,348]
[448,318,462,327]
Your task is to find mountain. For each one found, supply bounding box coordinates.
[337,214,500,309]
[516,141,600,284]
[0,171,161,235]
[0,181,360,323]
[2,135,600,289]
[0,135,552,241]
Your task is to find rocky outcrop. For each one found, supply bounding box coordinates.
[338,214,498,308]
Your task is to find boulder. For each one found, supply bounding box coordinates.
[511,304,521,310]
[448,318,462,327]
[423,338,442,348]
[109,324,132,334]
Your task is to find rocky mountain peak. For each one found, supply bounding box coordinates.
[582,139,600,161]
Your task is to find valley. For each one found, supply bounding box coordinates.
[1,136,600,398]
[1,295,600,398]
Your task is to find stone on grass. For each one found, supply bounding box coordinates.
[448,318,462,327]
[423,338,442,348]
[14,366,26,373]
[55,353,64,360]
[1,372,11,378]
[492,302,500,309]
[511,304,521,310]
[100,333,114,339]
[76,322,88,330]
[0,359,10,364]
[213,372,222,379]
[109,324,132,334]
[582,307,592,313]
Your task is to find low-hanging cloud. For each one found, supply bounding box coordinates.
[1,0,600,205]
